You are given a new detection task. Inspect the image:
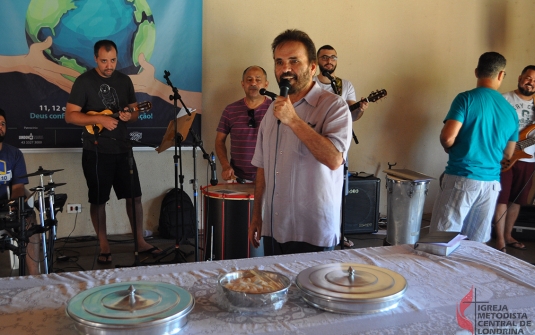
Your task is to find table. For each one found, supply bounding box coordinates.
[1,241,535,334]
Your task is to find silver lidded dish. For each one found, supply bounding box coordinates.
[66,281,194,335]
[296,263,407,314]
[217,269,291,313]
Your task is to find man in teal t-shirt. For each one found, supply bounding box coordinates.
[430,52,518,242]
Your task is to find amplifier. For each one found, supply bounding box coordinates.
[512,206,535,240]
[343,176,380,234]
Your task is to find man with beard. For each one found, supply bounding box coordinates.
[215,66,270,182]
[248,29,352,256]
[65,40,162,265]
[314,45,369,248]
[430,52,518,243]
[0,108,40,275]
[493,65,535,252]
[313,45,368,121]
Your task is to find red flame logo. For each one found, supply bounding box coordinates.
[456,287,474,334]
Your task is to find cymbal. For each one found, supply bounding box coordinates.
[29,182,67,192]
[18,166,64,178]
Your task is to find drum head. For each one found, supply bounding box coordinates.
[201,183,254,199]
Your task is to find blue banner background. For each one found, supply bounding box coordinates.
[0,0,202,149]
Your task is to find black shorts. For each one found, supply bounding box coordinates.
[82,150,142,205]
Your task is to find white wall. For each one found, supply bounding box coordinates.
[202,0,535,217]
[23,0,535,238]
[23,148,206,238]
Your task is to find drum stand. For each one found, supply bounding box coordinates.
[29,168,65,274]
[340,134,361,250]
[324,76,351,250]
[179,138,213,263]
[188,129,216,262]
[35,173,64,274]
[341,163,348,250]
[0,196,41,276]
[15,197,31,276]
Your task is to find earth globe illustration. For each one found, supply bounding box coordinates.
[25,0,155,76]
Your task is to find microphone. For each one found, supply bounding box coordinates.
[279,79,291,97]
[210,152,218,186]
[322,70,335,81]
[259,88,277,100]
[275,79,291,125]
[322,71,338,95]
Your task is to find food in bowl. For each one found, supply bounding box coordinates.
[223,270,285,293]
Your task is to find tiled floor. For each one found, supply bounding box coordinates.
[1,216,534,277]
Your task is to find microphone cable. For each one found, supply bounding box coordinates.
[322,71,339,95]
[494,166,535,224]
[91,132,101,270]
[268,78,291,255]
[269,120,282,256]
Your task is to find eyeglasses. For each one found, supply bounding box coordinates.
[247,109,256,128]
[319,55,338,61]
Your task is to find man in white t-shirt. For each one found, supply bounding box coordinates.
[313,45,373,248]
[313,45,368,121]
[493,65,535,252]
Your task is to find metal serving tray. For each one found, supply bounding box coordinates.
[295,263,407,314]
[66,281,194,335]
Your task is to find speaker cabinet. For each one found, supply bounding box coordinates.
[344,176,380,234]
[512,206,535,240]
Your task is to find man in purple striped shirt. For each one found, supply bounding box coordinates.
[215,66,271,182]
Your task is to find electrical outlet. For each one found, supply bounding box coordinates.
[67,203,82,213]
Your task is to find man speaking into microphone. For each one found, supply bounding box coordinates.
[249,29,352,256]
[313,45,369,121]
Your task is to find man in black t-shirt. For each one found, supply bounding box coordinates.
[65,40,161,265]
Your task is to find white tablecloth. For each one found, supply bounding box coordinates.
[1,241,535,334]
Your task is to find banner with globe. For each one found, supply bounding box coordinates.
[0,0,202,150]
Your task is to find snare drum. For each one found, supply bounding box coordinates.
[202,183,263,260]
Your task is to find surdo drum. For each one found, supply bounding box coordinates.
[385,175,430,245]
[202,183,263,260]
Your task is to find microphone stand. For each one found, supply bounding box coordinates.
[152,70,194,264]
[188,129,214,262]
[329,77,338,95]
[325,73,350,250]
[17,197,28,276]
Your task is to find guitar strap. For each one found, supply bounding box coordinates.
[334,77,343,97]
[333,76,360,145]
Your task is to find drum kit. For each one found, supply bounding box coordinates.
[0,166,67,275]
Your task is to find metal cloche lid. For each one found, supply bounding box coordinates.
[66,281,194,334]
[295,263,407,314]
